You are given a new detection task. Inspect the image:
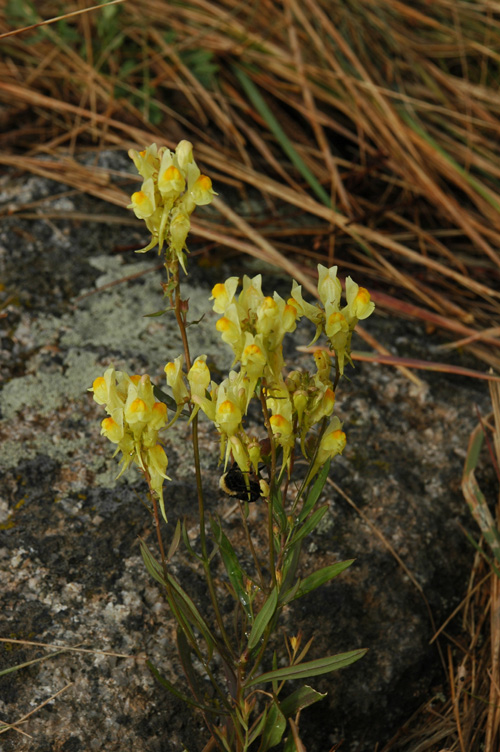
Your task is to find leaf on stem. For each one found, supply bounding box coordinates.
[247,587,279,650]
[298,459,331,523]
[279,685,326,718]
[246,649,367,687]
[290,560,355,601]
[139,539,216,656]
[280,544,302,602]
[287,505,329,549]
[271,486,287,529]
[167,519,182,561]
[210,517,251,617]
[147,660,227,716]
[260,698,286,751]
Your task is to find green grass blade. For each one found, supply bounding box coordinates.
[232,66,331,207]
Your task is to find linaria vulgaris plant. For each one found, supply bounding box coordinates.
[90,140,374,751]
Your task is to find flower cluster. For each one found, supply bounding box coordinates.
[163,267,374,483]
[91,264,374,516]
[92,139,375,517]
[128,140,215,271]
[291,265,375,374]
[91,368,170,519]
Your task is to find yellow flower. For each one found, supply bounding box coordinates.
[165,355,189,407]
[308,417,347,479]
[216,398,242,437]
[158,164,185,198]
[345,277,375,320]
[317,264,342,309]
[191,174,215,205]
[101,416,123,443]
[187,355,211,420]
[211,277,239,314]
[128,178,156,219]
[146,444,171,523]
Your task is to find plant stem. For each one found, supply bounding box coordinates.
[259,387,277,589]
[237,501,266,592]
[169,267,235,658]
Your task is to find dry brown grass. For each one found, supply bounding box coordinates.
[1,0,500,371]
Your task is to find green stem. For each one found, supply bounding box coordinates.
[259,388,277,590]
[237,501,266,592]
[149,484,227,698]
[169,267,235,659]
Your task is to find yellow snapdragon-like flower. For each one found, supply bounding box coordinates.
[345,277,375,320]
[165,355,189,407]
[187,355,211,420]
[308,417,347,480]
[211,278,239,314]
[317,264,342,309]
[129,178,156,220]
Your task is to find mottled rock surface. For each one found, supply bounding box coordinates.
[0,160,492,751]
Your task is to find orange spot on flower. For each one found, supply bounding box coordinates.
[129,398,146,413]
[153,402,167,416]
[356,288,371,305]
[212,283,225,298]
[218,400,236,415]
[161,165,182,182]
[131,191,147,205]
[216,317,231,332]
[195,175,212,190]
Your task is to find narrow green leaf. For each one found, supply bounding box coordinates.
[280,579,301,606]
[147,660,227,715]
[181,519,201,560]
[177,628,205,705]
[298,460,331,523]
[280,544,302,600]
[271,649,279,695]
[0,649,65,677]
[288,505,329,549]
[261,698,286,751]
[152,385,190,418]
[291,561,354,601]
[210,517,251,616]
[167,519,182,561]
[139,538,165,586]
[283,733,297,752]
[247,707,267,746]
[139,540,216,654]
[232,66,331,207]
[271,487,287,530]
[169,577,217,656]
[144,308,171,318]
[279,686,326,718]
[247,588,279,650]
[463,422,500,564]
[246,649,367,687]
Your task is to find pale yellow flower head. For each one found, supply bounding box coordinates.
[127,140,216,270]
[308,416,347,479]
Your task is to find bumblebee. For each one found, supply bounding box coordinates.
[219,463,261,503]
